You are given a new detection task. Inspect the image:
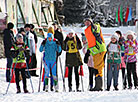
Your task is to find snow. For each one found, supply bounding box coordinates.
[0,26,138,102]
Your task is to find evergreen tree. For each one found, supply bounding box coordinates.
[63,0,87,24]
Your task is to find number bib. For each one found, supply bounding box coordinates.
[108,44,119,52]
[67,40,78,53]
[128,46,134,54]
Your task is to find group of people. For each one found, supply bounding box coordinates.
[3,18,138,93]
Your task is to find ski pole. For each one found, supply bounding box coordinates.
[122,55,128,89]
[80,66,84,92]
[38,53,43,92]
[23,53,34,93]
[4,54,20,95]
[59,57,66,92]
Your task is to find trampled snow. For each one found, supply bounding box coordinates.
[0,26,138,102]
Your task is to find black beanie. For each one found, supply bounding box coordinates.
[30,24,35,29]
[7,22,14,30]
[24,24,30,28]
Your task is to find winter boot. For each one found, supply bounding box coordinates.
[106,86,110,91]
[123,85,127,90]
[114,86,119,91]
[89,85,93,91]
[51,85,54,91]
[44,78,48,91]
[128,86,132,90]
[45,85,49,92]
[16,88,21,94]
[76,86,81,92]
[69,86,72,92]
[91,76,103,91]
[24,88,29,93]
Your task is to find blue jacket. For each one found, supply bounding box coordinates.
[39,39,61,61]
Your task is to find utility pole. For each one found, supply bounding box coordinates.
[136,0,138,40]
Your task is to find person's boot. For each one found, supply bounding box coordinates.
[16,88,21,94]
[106,86,110,91]
[91,76,103,91]
[123,85,127,90]
[69,86,72,92]
[50,85,54,91]
[76,86,81,92]
[89,85,93,91]
[24,88,29,93]
[114,86,119,91]
[45,85,49,92]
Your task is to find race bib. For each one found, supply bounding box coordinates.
[128,47,133,54]
[108,44,119,52]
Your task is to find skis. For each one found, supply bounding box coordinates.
[38,54,43,92]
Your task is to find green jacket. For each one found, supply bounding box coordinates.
[107,42,121,64]
[11,42,29,63]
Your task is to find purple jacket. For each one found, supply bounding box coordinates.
[124,40,138,63]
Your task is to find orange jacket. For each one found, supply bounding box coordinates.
[85,25,104,48]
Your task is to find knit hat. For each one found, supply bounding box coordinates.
[111,33,119,41]
[16,34,23,40]
[125,30,136,40]
[24,24,30,28]
[68,29,75,36]
[47,33,53,39]
[83,18,93,23]
[7,22,14,30]
[47,26,54,34]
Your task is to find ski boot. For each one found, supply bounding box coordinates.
[45,85,48,92]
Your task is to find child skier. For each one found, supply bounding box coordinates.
[63,30,83,92]
[81,33,98,91]
[10,34,30,93]
[39,33,61,92]
[116,30,127,89]
[106,33,121,91]
[124,30,138,89]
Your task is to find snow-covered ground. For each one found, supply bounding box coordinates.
[0,26,138,102]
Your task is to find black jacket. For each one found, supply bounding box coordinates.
[54,29,63,48]
[3,29,15,57]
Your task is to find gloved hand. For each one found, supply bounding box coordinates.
[55,39,61,45]
[42,39,46,46]
[84,49,90,64]
[64,36,69,43]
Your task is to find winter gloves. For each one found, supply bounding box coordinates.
[84,49,90,63]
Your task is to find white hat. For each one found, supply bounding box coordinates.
[125,30,136,40]
[111,33,119,41]
[16,33,23,40]
[68,29,75,36]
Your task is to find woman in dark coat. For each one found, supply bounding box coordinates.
[63,30,83,92]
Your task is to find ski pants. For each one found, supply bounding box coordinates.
[107,63,119,87]
[126,62,138,87]
[43,60,57,85]
[68,66,79,89]
[15,68,27,90]
[88,67,98,87]
[6,57,13,82]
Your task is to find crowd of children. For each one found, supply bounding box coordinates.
[3,21,138,93]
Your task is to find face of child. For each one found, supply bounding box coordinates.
[17,38,23,43]
[68,33,73,38]
[127,35,133,40]
[48,37,52,41]
[84,20,91,27]
[111,37,117,43]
